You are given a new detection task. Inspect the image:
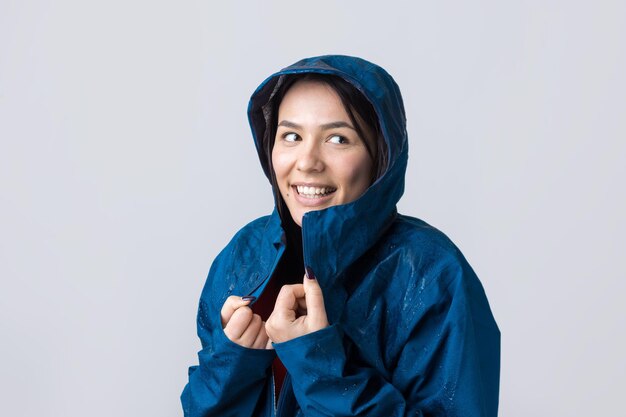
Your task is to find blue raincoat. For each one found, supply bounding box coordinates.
[182,55,500,416]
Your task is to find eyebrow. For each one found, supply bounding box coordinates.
[277,120,356,131]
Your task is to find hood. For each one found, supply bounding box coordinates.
[247,55,409,286]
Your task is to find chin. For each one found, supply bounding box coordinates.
[292,212,304,227]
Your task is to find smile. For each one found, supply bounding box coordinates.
[295,185,337,198]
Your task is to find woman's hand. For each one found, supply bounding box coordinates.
[265,268,329,344]
[220,296,273,349]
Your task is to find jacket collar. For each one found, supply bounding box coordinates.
[261,151,407,292]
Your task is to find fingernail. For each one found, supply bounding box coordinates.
[241,296,256,302]
[305,266,316,280]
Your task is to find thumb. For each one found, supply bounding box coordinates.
[220,295,255,327]
[303,266,328,328]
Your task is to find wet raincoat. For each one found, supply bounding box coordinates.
[182,55,500,416]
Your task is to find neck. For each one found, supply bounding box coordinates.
[283,213,304,270]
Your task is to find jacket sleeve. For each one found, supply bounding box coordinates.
[273,260,500,417]
[181,250,276,417]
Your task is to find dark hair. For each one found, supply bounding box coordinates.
[262,74,388,220]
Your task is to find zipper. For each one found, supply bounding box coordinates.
[271,366,277,417]
[254,243,284,417]
[275,373,292,417]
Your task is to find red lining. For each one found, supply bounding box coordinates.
[251,275,287,400]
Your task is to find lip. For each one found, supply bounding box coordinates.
[291,184,336,207]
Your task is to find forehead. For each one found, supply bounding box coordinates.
[277,80,349,120]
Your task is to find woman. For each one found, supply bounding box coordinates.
[182,55,500,416]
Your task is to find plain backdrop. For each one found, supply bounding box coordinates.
[1,1,624,416]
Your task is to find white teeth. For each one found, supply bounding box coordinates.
[296,185,335,197]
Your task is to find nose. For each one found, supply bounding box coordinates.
[296,139,324,173]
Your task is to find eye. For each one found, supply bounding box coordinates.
[327,135,348,144]
[283,132,300,142]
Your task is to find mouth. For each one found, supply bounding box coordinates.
[293,185,337,199]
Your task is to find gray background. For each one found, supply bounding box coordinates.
[1,1,624,416]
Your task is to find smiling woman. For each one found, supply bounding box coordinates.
[182,55,500,417]
[271,79,374,226]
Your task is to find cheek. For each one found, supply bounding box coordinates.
[271,150,286,179]
[271,149,291,195]
[339,154,373,190]
[271,147,292,172]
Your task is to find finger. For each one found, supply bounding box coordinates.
[303,268,328,326]
[273,284,305,318]
[251,320,270,349]
[221,295,255,327]
[237,313,263,347]
[223,306,253,340]
[295,296,308,316]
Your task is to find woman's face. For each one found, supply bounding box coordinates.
[272,80,374,226]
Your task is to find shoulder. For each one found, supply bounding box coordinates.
[206,214,278,273]
[382,214,468,269]
[209,213,283,258]
[390,215,459,251]
[206,214,276,268]
[227,215,274,249]
[345,215,497,361]
[386,215,500,336]
[367,214,478,296]
[200,214,277,302]
[368,214,497,329]
[231,214,275,239]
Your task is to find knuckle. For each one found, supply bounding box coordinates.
[277,285,293,297]
[265,320,277,335]
[231,307,252,325]
[237,306,253,318]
